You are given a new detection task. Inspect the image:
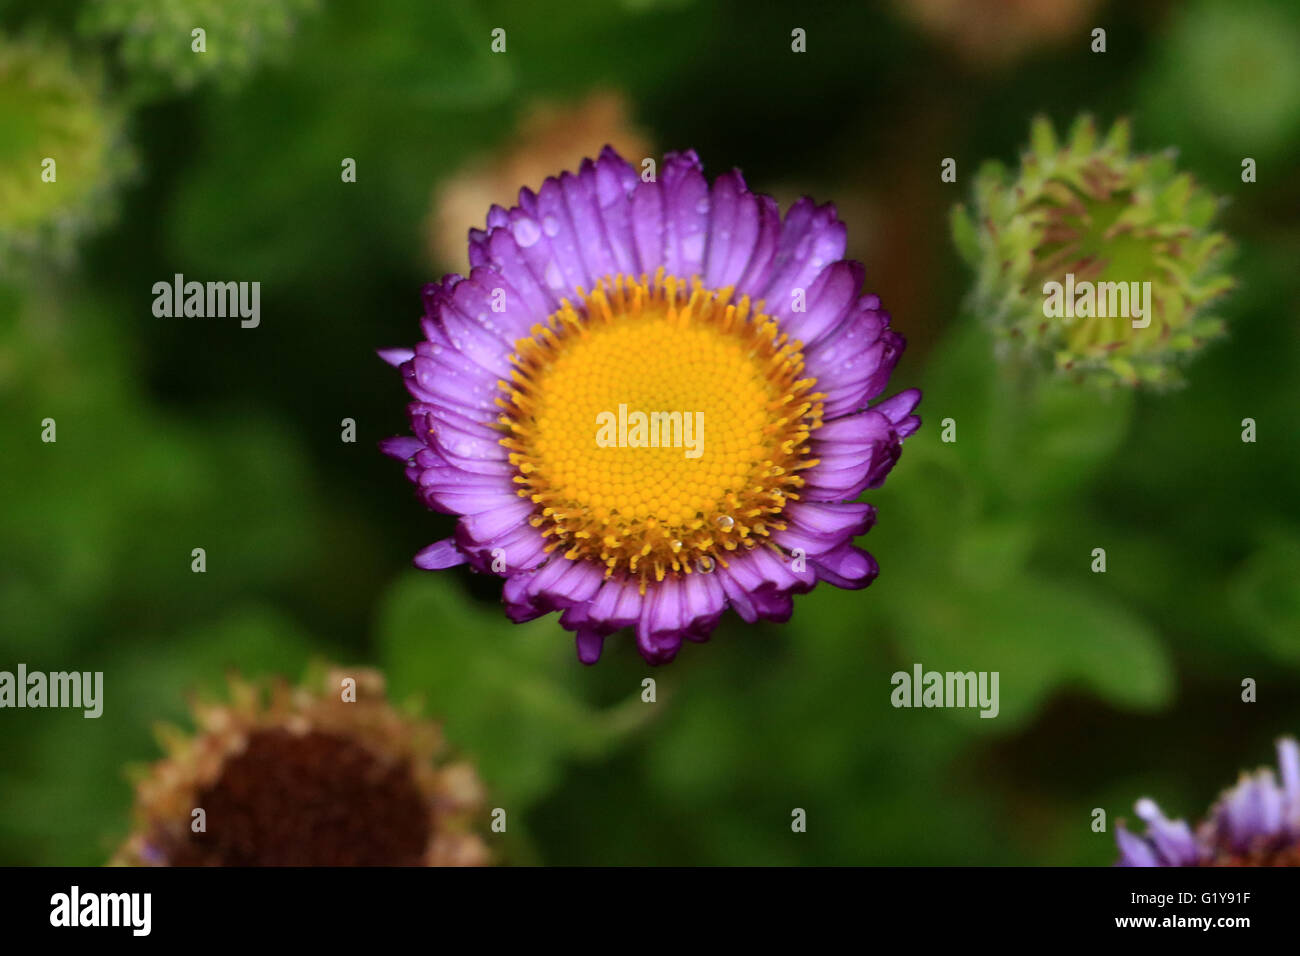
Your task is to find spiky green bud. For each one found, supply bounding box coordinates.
[952,115,1235,388]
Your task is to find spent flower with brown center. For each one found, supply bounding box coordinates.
[113,668,488,867]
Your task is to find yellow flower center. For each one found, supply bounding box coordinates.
[497,272,823,587]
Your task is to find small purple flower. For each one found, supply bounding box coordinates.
[1116,737,1300,866]
[382,147,918,665]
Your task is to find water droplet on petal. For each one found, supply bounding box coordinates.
[513,218,541,248]
[696,555,715,573]
[717,515,735,531]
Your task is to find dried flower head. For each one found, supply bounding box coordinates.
[896,0,1101,67]
[113,668,488,866]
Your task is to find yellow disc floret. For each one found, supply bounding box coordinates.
[497,271,824,588]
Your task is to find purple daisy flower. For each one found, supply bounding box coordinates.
[1116,737,1300,866]
[381,147,919,665]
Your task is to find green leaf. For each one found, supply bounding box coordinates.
[1006,376,1136,505]
[892,577,1172,729]
[1229,530,1300,666]
[375,572,649,809]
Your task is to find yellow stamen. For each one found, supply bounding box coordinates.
[496,271,823,590]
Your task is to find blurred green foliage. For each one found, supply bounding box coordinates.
[1,0,1298,865]
[80,0,320,100]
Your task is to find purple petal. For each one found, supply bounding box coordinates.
[660,151,710,278]
[377,346,415,367]
[378,436,424,461]
[756,198,847,318]
[1115,826,1162,867]
[1134,799,1203,866]
[414,538,467,570]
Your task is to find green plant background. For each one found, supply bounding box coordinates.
[1,0,1298,865]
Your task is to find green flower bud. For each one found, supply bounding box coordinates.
[81,0,319,97]
[0,36,132,269]
[952,115,1235,388]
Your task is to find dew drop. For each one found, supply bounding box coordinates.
[513,218,541,247]
[696,555,715,574]
[716,515,735,531]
